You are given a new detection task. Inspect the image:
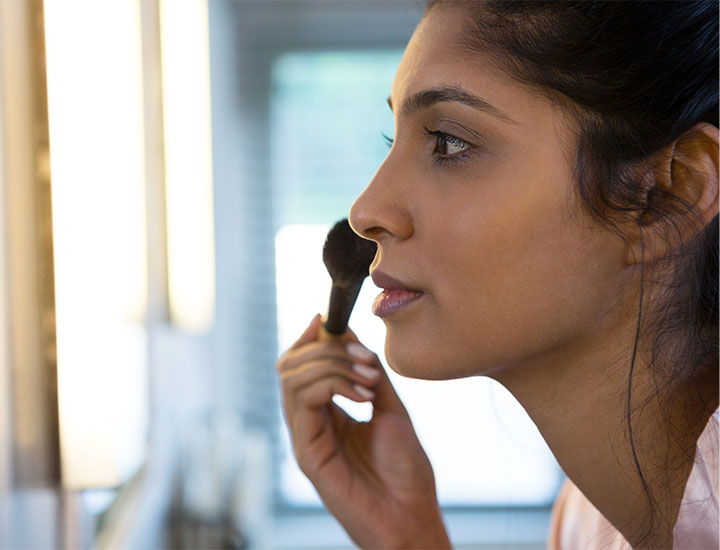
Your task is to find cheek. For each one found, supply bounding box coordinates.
[419,176,626,373]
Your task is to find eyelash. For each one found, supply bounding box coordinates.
[380,129,472,166]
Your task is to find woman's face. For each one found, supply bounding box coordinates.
[349,5,632,380]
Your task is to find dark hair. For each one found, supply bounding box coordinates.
[425,0,719,544]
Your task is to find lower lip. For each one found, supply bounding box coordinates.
[372,289,424,317]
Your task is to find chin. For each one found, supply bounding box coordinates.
[384,340,461,381]
[385,341,428,379]
[383,329,501,381]
[382,322,437,379]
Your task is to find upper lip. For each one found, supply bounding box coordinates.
[370,270,423,292]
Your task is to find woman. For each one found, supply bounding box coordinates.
[276,1,719,548]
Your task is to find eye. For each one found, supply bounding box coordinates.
[424,128,470,157]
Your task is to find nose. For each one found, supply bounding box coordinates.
[349,155,414,243]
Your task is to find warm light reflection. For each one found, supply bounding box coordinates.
[160,0,216,332]
[44,0,148,488]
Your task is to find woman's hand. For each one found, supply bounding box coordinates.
[277,314,451,549]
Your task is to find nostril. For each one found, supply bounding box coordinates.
[350,202,413,242]
[361,226,385,241]
[349,203,385,242]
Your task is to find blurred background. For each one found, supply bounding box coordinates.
[0,1,563,548]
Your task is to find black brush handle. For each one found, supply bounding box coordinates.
[325,281,364,335]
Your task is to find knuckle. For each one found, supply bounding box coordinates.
[281,371,300,392]
[296,453,314,477]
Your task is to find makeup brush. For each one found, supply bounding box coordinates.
[321,218,377,336]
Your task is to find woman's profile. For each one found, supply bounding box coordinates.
[276,1,719,548]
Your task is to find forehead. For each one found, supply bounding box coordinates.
[391,4,545,124]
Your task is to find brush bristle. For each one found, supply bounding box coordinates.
[322,219,377,287]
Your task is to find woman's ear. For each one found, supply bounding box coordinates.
[624,122,719,265]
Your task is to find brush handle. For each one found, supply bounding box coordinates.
[324,281,364,336]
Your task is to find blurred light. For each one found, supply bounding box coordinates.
[44,0,149,488]
[159,0,216,332]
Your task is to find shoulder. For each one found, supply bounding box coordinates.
[547,480,630,550]
[672,407,719,549]
[548,409,719,550]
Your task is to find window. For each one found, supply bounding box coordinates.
[271,50,563,509]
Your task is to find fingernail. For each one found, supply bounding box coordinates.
[352,363,380,380]
[353,384,375,400]
[347,343,375,362]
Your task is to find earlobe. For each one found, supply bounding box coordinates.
[624,122,719,266]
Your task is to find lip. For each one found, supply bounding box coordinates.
[370,270,424,317]
[370,270,423,292]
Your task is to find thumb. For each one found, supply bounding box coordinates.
[371,362,411,418]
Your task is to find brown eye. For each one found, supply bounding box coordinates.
[425,128,470,156]
[437,133,468,155]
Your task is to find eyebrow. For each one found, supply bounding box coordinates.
[387,86,517,124]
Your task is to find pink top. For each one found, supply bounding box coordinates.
[548,408,719,549]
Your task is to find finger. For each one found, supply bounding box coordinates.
[281,358,382,393]
[278,339,379,374]
[290,337,405,416]
[287,338,406,417]
[285,375,375,441]
[291,374,375,412]
[278,339,351,373]
[292,401,352,477]
[371,368,408,415]
[339,343,407,416]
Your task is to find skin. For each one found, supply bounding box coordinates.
[278,4,719,548]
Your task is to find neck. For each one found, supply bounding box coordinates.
[492,298,715,548]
